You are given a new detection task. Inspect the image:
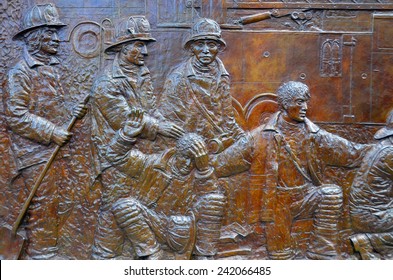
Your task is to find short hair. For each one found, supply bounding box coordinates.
[24,28,47,53]
[276,81,310,110]
[176,133,205,155]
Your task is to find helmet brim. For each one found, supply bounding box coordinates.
[184,35,226,50]
[374,127,393,140]
[104,37,156,54]
[13,23,67,40]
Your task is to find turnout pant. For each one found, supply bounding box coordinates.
[265,184,343,260]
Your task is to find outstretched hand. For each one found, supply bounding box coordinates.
[158,121,185,139]
[122,108,145,138]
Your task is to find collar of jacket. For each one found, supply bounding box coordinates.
[24,47,60,68]
[263,111,320,134]
[185,57,229,78]
[111,53,150,79]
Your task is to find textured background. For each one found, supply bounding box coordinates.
[1,0,392,259]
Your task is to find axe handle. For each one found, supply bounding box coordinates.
[238,12,272,25]
[12,95,89,235]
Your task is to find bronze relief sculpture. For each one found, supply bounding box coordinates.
[2,3,87,260]
[158,17,245,154]
[213,81,371,259]
[90,15,184,259]
[349,111,393,259]
[103,110,225,260]
[1,1,393,260]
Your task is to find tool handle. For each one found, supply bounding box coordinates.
[239,12,271,25]
[12,95,90,235]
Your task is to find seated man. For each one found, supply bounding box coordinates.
[103,109,226,259]
[213,81,371,259]
[349,110,393,260]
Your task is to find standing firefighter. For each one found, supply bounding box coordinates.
[157,17,244,238]
[4,3,86,259]
[90,16,183,259]
[158,17,244,154]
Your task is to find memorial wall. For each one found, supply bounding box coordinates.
[0,0,392,260]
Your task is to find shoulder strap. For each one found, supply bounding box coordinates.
[274,132,313,183]
[305,135,323,186]
[184,77,224,135]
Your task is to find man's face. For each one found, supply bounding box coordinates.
[40,28,60,55]
[123,41,148,66]
[191,40,219,65]
[174,150,195,176]
[284,94,309,122]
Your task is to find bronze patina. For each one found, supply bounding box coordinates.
[1,0,393,259]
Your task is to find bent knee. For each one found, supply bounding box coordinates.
[320,184,343,197]
[202,193,226,204]
[111,198,141,216]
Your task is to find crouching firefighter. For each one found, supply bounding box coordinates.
[92,109,226,259]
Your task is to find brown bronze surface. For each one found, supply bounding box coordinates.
[0,0,392,260]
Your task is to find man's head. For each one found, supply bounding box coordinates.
[174,133,205,175]
[25,27,60,55]
[189,39,220,65]
[276,81,311,123]
[120,41,148,66]
[13,4,66,40]
[14,4,66,55]
[184,18,226,66]
[105,16,155,57]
